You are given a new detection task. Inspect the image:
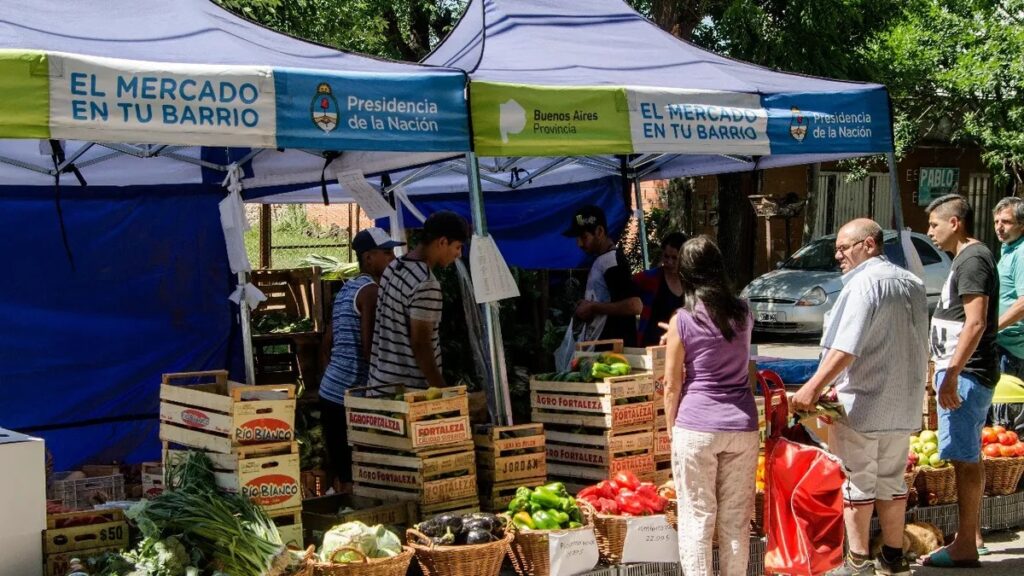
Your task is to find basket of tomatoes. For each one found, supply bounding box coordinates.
[981,426,1024,495]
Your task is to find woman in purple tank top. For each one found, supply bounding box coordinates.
[664,236,758,576]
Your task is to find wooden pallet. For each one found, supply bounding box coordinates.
[544,424,655,482]
[346,384,471,452]
[530,375,655,429]
[351,442,477,506]
[158,370,296,453]
[474,423,547,484]
[165,441,301,512]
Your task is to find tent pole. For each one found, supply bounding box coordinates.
[633,177,650,269]
[887,151,906,232]
[466,151,513,426]
[238,271,256,384]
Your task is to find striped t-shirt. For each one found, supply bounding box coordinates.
[368,256,443,387]
[319,274,374,405]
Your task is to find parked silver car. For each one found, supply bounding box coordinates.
[741,231,951,334]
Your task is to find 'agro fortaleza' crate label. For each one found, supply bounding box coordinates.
[236,418,294,443]
[411,418,469,447]
[534,393,602,412]
[422,474,477,503]
[547,444,609,466]
[355,466,418,488]
[242,474,300,507]
[612,402,654,427]
[611,454,654,476]
[347,410,406,435]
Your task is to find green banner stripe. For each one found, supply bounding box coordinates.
[470,81,633,156]
[0,50,50,139]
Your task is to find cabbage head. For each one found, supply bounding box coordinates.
[321,522,401,563]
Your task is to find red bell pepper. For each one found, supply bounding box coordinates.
[606,479,621,494]
[635,483,665,513]
[577,486,599,500]
[615,489,645,516]
[613,470,641,491]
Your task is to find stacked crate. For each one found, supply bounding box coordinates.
[531,341,660,493]
[42,509,129,576]
[345,384,478,518]
[158,370,301,539]
[474,423,547,512]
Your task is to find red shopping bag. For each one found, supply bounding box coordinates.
[758,372,846,576]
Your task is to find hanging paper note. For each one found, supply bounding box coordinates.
[337,170,395,219]
[469,234,520,303]
[547,528,599,576]
[620,515,678,563]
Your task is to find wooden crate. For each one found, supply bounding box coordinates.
[352,442,477,506]
[575,340,665,389]
[651,455,673,485]
[50,472,125,511]
[530,375,655,429]
[654,427,671,458]
[345,384,471,452]
[474,423,547,484]
[269,507,304,549]
[43,509,129,555]
[480,476,547,513]
[44,545,123,576]
[141,462,164,498]
[303,494,418,533]
[165,441,301,512]
[253,337,301,386]
[419,495,480,519]
[545,424,655,482]
[251,267,324,334]
[158,370,296,453]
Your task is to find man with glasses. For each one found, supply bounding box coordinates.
[792,218,928,576]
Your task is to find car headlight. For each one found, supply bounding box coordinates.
[796,286,827,307]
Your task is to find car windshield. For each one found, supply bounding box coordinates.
[781,237,840,271]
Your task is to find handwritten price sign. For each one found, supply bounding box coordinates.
[621,515,678,563]
[548,528,599,576]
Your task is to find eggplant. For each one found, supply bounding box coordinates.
[435,513,465,538]
[465,528,494,545]
[462,518,490,534]
[416,519,443,538]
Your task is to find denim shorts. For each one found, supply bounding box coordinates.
[936,370,994,462]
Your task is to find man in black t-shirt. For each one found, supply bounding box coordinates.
[563,205,640,346]
[921,194,999,569]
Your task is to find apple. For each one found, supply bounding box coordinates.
[1000,444,1016,458]
[983,444,1002,458]
[998,432,1010,445]
[929,453,945,467]
[920,430,938,443]
[982,428,998,445]
[922,442,938,455]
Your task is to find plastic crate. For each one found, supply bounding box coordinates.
[616,563,681,576]
[49,472,125,510]
[982,490,1024,532]
[915,502,959,537]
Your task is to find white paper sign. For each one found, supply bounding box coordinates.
[620,515,679,564]
[337,170,395,219]
[469,234,520,303]
[547,528,599,576]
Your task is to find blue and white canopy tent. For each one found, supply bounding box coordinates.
[0,0,472,468]
[253,0,920,427]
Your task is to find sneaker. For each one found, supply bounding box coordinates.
[875,554,912,576]
[828,554,876,576]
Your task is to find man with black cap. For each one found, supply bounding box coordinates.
[320,227,404,490]
[564,205,641,346]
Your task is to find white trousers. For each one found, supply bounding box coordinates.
[671,427,760,576]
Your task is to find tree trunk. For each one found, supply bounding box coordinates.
[651,1,707,41]
[716,172,756,289]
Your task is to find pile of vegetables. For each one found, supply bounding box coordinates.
[413,512,507,545]
[506,482,583,530]
[253,312,314,335]
[89,451,293,576]
[576,471,668,516]
[534,353,633,383]
[320,521,403,562]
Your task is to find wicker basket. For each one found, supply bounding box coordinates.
[915,466,958,506]
[507,518,592,576]
[406,528,512,576]
[665,499,677,529]
[983,457,1024,496]
[301,545,415,576]
[580,502,633,564]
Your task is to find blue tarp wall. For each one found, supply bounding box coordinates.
[0,184,243,470]
[393,175,630,269]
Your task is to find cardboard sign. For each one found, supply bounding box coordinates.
[620,515,678,564]
[469,234,520,303]
[337,170,395,219]
[548,528,600,576]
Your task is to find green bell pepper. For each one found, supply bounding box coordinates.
[507,496,528,514]
[530,486,563,509]
[550,510,569,527]
[542,482,567,497]
[568,521,583,529]
[531,510,560,530]
[513,511,536,530]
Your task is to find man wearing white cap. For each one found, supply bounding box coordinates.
[320,227,404,490]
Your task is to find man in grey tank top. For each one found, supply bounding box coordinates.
[792,219,928,576]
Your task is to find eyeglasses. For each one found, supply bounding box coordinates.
[834,239,865,255]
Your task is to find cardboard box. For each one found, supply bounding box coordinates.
[0,428,46,575]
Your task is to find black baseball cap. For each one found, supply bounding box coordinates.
[352,227,405,254]
[562,205,607,237]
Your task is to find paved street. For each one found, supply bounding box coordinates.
[914,529,1024,575]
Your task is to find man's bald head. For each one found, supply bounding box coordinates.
[839,218,883,255]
